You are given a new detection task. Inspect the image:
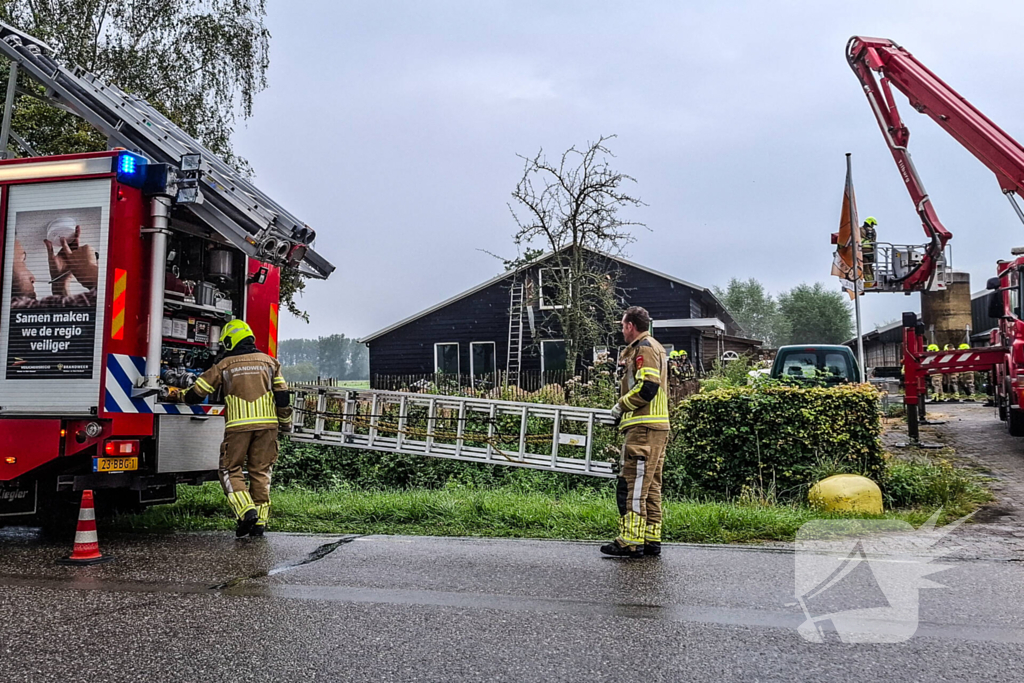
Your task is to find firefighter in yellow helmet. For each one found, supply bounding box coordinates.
[861,217,878,283]
[602,306,670,558]
[926,343,943,401]
[957,343,976,398]
[183,319,292,537]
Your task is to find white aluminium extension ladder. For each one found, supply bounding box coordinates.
[290,386,619,478]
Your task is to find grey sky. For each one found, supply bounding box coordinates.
[231,1,1024,342]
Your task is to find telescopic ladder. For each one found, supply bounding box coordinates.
[290,386,619,478]
[0,21,333,279]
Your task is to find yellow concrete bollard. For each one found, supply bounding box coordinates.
[808,474,883,515]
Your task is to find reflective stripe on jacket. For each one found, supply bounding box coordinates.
[616,332,670,431]
[192,352,287,432]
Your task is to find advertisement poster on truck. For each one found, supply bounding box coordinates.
[5,206,102,380]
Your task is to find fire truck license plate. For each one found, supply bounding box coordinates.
[93,457,138,473]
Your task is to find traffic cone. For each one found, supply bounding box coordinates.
[57,490,113,565]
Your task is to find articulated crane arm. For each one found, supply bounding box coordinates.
[847,36,1024,291]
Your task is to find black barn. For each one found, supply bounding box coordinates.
[360,249,761,388]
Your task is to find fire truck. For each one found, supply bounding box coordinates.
[847,36,1024,439]
[0,23,334,524]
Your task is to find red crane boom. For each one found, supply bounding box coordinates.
[847,36,1024,290]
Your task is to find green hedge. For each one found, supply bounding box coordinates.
[276,383,884,503]
[666,384,884,499]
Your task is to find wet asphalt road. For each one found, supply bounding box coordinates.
[2,529,1024,682]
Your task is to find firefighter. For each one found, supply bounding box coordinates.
[927,344,943,401]
[958,343,976,398]
[602,306,670,558]
[861,216,878,283]
[943,344,958,396]
[182,319,292,537]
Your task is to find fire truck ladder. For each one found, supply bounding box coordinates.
[506,280,525,387]
[290,386,618,478]
[0,21,333,279]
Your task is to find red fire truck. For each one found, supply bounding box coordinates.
[0,24,334,524]
[847,36,1024,438]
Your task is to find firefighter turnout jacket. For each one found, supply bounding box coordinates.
[616,332,670,431]
[189,347,291,432]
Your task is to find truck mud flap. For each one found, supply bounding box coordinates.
[0,480,37,517]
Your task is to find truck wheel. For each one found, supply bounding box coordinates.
[1009,407,1024,437]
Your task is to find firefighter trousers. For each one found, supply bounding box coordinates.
[616,426,669,547]
[219,427,279,520]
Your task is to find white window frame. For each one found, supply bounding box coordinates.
[538,267,570,310]
[541,339,566,374]
[434,342,459,374]
[470,341,496,378]
[593,346,610,363]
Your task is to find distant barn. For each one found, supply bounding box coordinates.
[359,248,762,389]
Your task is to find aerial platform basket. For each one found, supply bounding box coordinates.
[861,242,952,293]
[290,386,619,478]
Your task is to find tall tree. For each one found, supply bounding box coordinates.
[0,0,269,168]
[777,283,854,345]
[508,135,644,369]
[0,3,317,320]
[712,278,790,348]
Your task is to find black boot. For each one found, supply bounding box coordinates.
[249,524,266,538]
[236,509,258,538]
[600,541,644,558]
[644,541,662,557]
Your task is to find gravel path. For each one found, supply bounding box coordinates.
[887,401,1024,560]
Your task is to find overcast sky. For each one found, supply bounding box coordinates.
[231,1,1024,342]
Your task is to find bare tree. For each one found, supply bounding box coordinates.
[508,135,645,369]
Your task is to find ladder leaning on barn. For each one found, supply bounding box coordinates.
[289,385,618,478]
[505,280,525,388]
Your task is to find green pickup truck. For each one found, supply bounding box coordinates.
[769,345,861,384]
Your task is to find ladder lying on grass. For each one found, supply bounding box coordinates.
[290,386,619,478]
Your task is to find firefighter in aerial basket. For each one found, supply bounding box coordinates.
[602,306,671,559]
[180,319,292,537]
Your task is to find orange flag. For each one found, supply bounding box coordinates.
[831,161,861,300]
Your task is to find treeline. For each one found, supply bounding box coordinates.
[278,335,369,382]
[713,279,854,348]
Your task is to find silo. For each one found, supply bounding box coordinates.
[921,271,972,348]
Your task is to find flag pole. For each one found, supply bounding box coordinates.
[847,152,866,383]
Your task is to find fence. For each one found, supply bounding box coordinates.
[370,369,603,392]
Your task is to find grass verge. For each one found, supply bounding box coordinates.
[110,476,988,544]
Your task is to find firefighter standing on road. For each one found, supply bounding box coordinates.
[958,343,976,398]
[182,319,292,537]
[602,306,670,559]
[927,343,943,400]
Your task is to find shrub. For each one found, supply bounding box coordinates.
[882,458,988,509]
[666,384,884,500]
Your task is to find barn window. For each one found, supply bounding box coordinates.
[539,268,570,310]
[541,340,567,374]
[471,342,496,378]
[434,342,459,374]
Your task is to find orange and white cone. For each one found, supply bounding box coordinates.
[57,490,113,566]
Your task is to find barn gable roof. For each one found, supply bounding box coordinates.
[359,247,741,343]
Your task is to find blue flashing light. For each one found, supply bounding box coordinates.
[114,152,148,189]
